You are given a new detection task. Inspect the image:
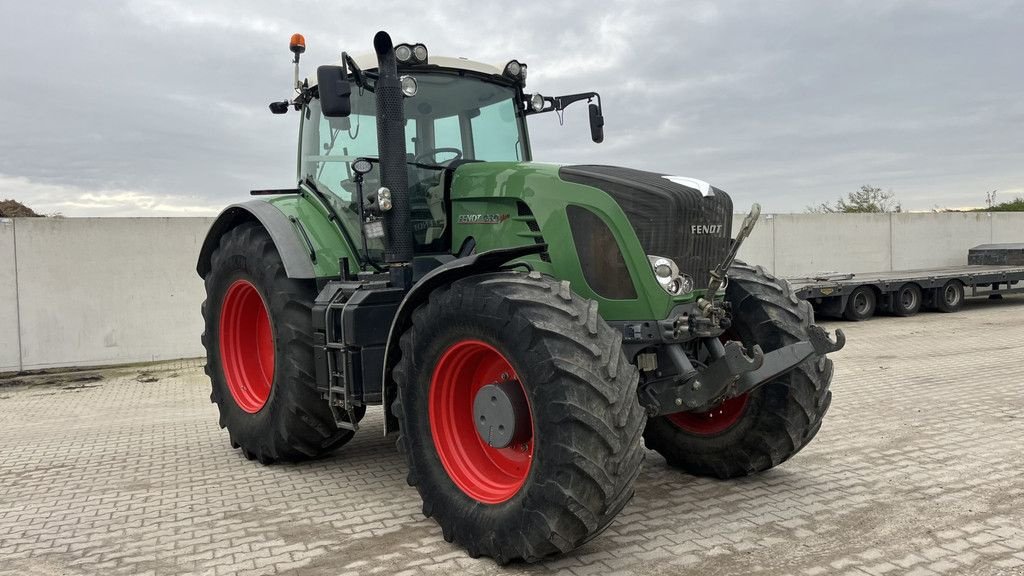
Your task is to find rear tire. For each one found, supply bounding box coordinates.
[392,271,646,563]
[843,285,876,321]
[202,222,359,463]
[643,263,833,479]
[892,283,922,317]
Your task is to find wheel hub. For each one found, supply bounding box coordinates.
[219,279,274,413]
[855,293,869,313]
[428,340,534,504]
[472,380,529,449]
[901,288,916,308]
[668,392,750,435]
[945,285,959,304]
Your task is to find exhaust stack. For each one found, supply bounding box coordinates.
[373,31,413,265]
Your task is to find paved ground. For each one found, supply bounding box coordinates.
[1,296,1023,576]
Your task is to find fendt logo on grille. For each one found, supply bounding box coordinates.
[691,224,724,235]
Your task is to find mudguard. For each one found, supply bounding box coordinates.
[380,243,547,434]
[196,200,316,279]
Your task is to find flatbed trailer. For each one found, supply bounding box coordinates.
[790,264,1024,320]
[786,244,1024,322]
[790,243,1024,321]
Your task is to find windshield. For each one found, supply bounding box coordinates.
[299,72,526,256]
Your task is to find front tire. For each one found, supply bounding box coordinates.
[392,271,646,563]
[202,222,358,463]
[643,263,834,479]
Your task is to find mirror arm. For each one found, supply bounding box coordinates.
[524,91,601,116]
[552,91,600,112]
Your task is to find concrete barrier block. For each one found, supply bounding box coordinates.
[891,212,992,269]
[0,219,20,372]
[733,214,775,273]
[991,213,1024,244]
[13,217,215,370]
[771,213,891,277]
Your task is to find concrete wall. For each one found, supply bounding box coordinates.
[0,220,20,372]
[1,217,214,372]
[733,212,1024,277]
[1,213,1022,372]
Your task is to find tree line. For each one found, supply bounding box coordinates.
[807,186,1023,213]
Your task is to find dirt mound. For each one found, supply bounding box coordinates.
[0,199,42,217]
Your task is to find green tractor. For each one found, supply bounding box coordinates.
[197,31,845,563]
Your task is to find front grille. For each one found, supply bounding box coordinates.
[516,202,550,262]
[559,165,733,289]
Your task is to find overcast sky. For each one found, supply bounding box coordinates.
[1,0,1021,216]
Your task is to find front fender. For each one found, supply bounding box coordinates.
[196,201,315,279]
[380,243,546,434]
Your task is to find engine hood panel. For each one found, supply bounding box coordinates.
[558,165,734,289]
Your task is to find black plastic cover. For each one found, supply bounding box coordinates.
[559,165,733,289]
[566,205,636,299]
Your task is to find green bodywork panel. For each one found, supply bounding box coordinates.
[449,162,700,322]
[262,163,707,323]
[265,183,363,279]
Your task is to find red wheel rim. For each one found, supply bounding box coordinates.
[668,392,750,435]
[429,340,533,504]
[219,279,275,413]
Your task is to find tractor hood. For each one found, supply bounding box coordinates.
[557,165,734,290]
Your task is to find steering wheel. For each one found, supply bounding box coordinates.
[414,147,463,165]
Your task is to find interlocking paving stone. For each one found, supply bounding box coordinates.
[1,296,1022,575]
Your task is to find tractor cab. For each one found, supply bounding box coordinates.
[299,55,530,257]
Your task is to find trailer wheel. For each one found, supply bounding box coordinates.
[202,222,359,463]
[843,286,876,321]
[392,271,645,563]
[892,283,922,317]
[643,262,833,479]
[930,280,964,313]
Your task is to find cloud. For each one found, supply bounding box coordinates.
[0,174,222,217]
[0,0,1021,215]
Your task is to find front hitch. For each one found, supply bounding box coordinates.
[639,325,845,417]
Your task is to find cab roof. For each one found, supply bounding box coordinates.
[305,54,505,88]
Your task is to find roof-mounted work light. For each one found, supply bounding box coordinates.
[503,60,527,83]
[395,43,428,65]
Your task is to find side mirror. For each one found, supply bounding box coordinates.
[317,65,351,117]
[589,103,604,143]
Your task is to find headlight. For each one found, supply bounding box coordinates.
[530,93,545,112]
[400,75,418,97]
[647,255,695,295]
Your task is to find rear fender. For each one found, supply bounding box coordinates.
[196,201,315,279]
